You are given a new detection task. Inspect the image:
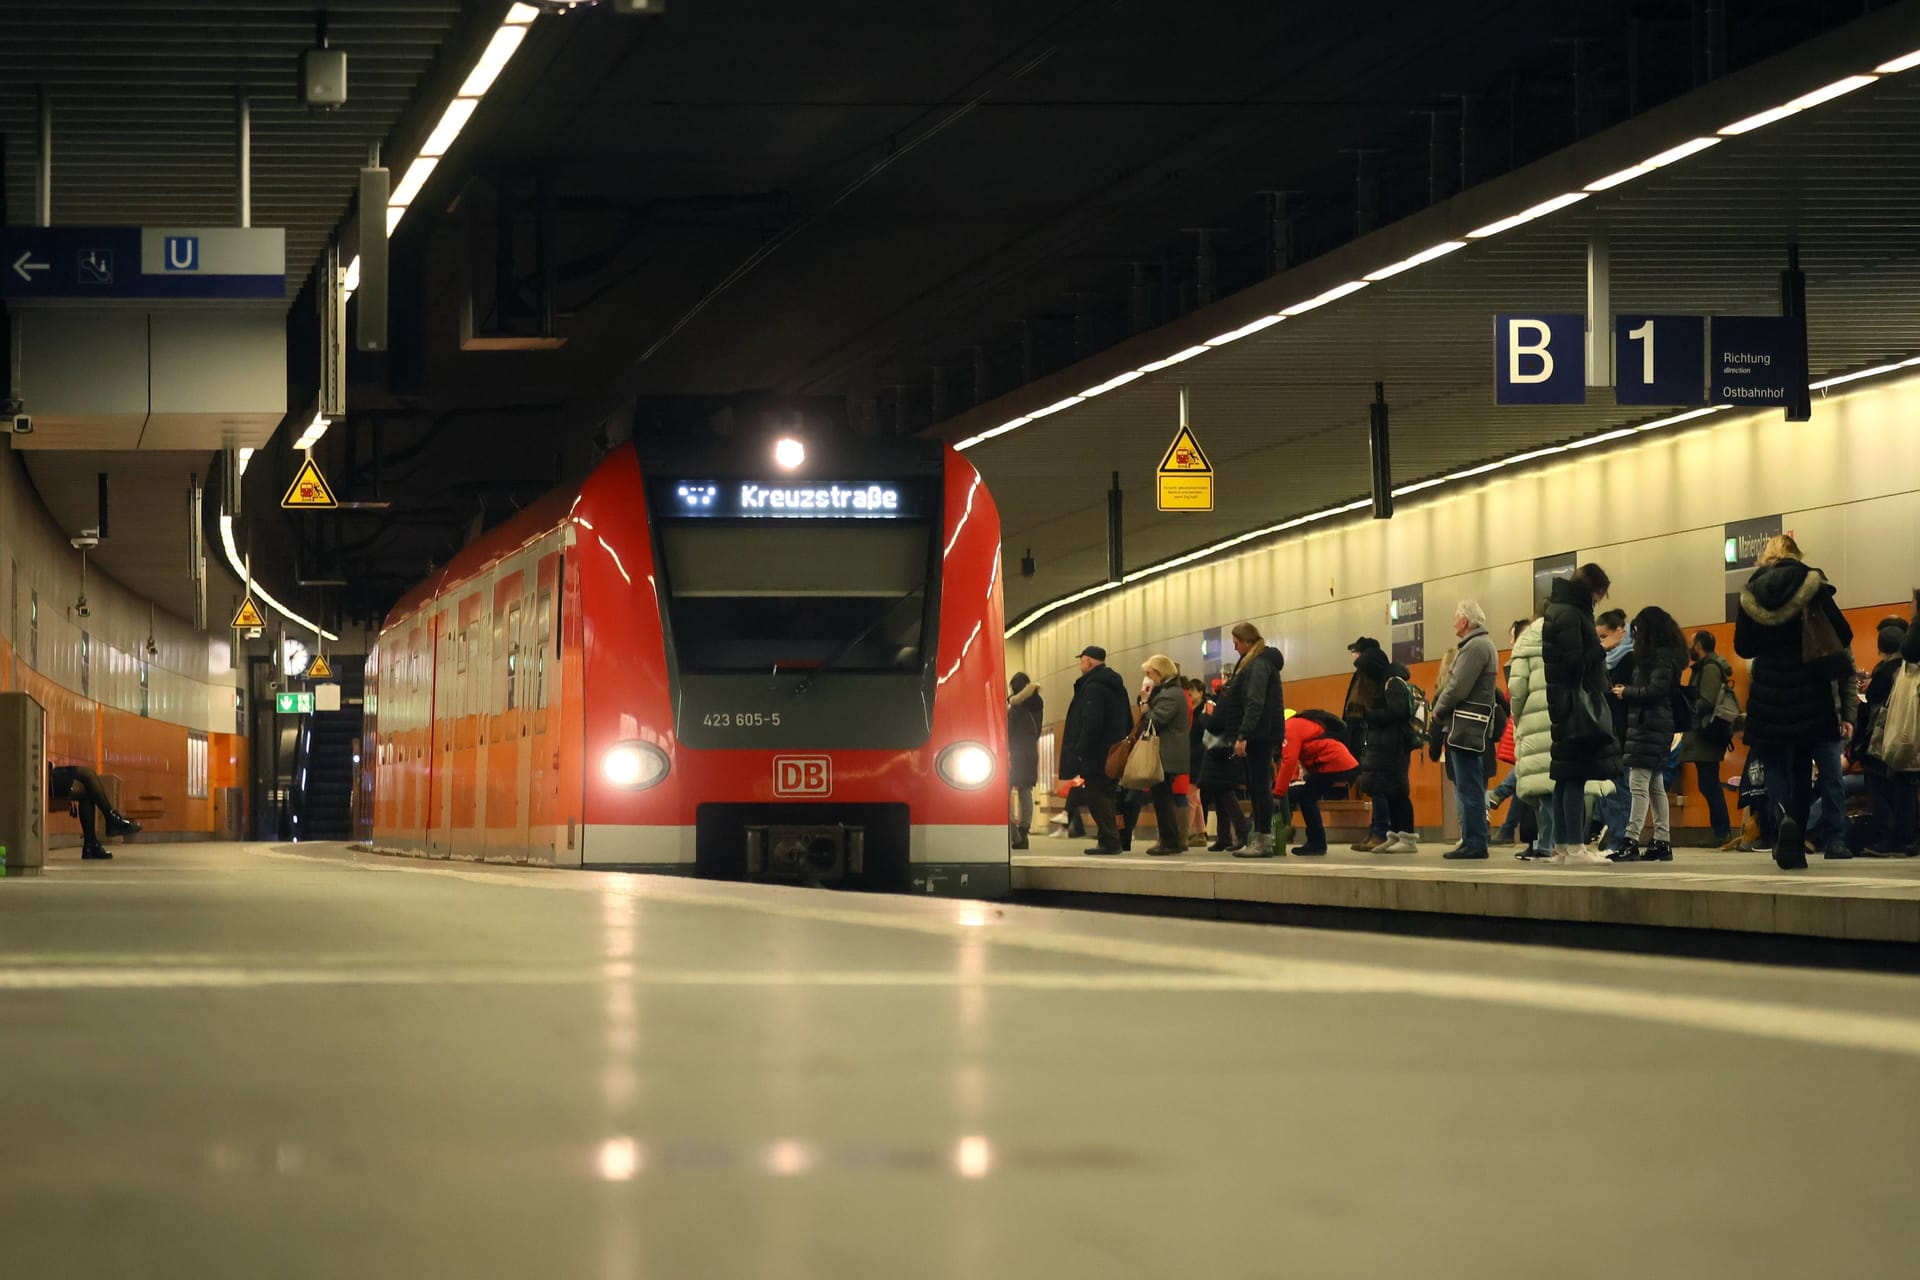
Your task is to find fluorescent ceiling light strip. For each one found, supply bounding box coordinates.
[1466,191,1589,239]
[341,254,361,297]
[1584,164,1652,192]
[953,416,1032,452]
[1281,280,1369,315]
[1784,74,1878,110]
[1078,370,1144,397]
[1204,314,1284,346]
[1810,355,1920,390]
[389,155,439,209]
[1137,345,1209,374]
[1719,104,1801,136]
[459,23,530,98]
[1027,396,1085,420]
[1876,49,1920,73]
[420,97,479,158]
[219,515,339,642]
[385,205,406,235]
[1363,240,1467,282]
[1642,136,1721,167]
[504,2,540,23]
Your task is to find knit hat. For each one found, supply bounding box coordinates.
[1347,635,1381,653]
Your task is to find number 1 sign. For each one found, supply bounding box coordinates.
[1614,314,1706,406]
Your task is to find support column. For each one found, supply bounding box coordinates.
[36,85,52,226]
[1106,471,1123,585]
[1369,384,1393,520]
[1586,229,1611,390]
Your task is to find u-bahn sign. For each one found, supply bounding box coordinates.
[0,226,285,300]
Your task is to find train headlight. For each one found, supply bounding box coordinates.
[773,436,805,470]
[936,742,995,790]
[602,740,670,790]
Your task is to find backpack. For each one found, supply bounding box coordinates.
[1389,676,1432,749]
[1296,708,1349,745]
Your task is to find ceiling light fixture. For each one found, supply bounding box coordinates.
[1466,191,1589,240]
[1719,104,1802,136]
[1135,345,1210,375]
[1078,370,1145,397]
[1280,280,1370,315]
[1876,48,1920,73]
[420,97,479,157]
[1783,74,1879,110]
[1584,164,1653,192]
[218,514,339,642]
[1363,240,1468,282]
[1203,314,1285,346]
[1641,135,1722,167]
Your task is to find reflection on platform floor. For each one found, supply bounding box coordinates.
[2,842,1918,1278]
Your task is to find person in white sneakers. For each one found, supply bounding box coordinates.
[1540,562,1621,864]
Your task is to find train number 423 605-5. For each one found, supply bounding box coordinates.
[702,712,781,728]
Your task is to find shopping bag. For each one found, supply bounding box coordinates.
[1877,662,1920,774]
[1119,722,1164,791]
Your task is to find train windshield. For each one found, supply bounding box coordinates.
[657,521,933,673]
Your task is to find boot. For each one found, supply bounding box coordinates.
[1375,832,1416,854]
[1233,832,1276,858]
[1721,816,1755,851]
[103,808,142,837]
[1607,838,1642,863]
[1010,824,1029,851]
[81,839,112,860]
[1349,834,1385,852]
[1641,839,1673,862]
[1772,810,1808,870]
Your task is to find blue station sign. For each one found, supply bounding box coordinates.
[1709,315,1800,408]
[1614,314,1706,405]
[1494,313,1586,405]
[0,226,284,300]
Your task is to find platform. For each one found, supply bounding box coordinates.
[1014,845,1920,944]
[4,840,1920,1277]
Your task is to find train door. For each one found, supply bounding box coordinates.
[509,584,532,859]
[485,566,527,861]
[525,548,562,864]
[428,602,455,856]
[451,588,488,859]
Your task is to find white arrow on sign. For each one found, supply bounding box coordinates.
[10,251,49,283]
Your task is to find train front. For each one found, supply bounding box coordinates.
[576,433,1009,897]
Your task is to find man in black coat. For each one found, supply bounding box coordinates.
[1059,645,1132,854]
[1540,563,1620,863]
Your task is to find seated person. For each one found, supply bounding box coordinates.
[49,763,141,861]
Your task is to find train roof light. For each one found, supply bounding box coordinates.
[773,437,805,470]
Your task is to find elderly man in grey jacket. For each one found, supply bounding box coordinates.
[1433,600,1500,859]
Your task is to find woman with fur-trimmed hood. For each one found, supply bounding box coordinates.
[1734,533,1856,868]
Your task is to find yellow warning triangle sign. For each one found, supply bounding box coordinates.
[281,456,339,509]
[1158,425,1212,474]
[306,653,334,680]
[231,597,265,629]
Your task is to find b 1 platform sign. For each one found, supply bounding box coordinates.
[230,597,266,629]
[1157,425,1214,512]
[281,456,338,509]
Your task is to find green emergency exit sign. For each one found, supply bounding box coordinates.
[275,691,314,715]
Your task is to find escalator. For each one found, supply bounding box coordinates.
[294,709,360,842]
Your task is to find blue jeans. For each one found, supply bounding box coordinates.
[1552,779,1587,848]
[1490,767,1520,838]
[1534,795,1556,851]
[1451,746,1491,852]
[1595,767,1631,843]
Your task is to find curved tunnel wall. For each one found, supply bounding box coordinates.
[0,445,246,839]
[1014,372,1920,831]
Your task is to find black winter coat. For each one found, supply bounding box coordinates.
[1541,577,1622,782]
[1006,686,1044,789]
[1193,705,1245,788]
[1059,663,1131,779]
[1734,560,1854,746]
[1620,645,1685,771]
[1353,647,1413,798]
[1342,664,1384,760]
[1216,644,1285,744]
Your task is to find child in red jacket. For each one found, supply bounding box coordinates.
[1275,711,1361,855]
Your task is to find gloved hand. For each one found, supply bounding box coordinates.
[1427,735,1444,763]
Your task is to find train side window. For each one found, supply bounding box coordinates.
[505,604,523,711]
[535,590,552,710]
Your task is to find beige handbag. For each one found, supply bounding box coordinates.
[1119,720,1165,791]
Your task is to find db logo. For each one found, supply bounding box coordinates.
[773,755,832,797]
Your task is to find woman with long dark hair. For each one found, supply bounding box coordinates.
[1541,562,1620,864]
[1609,605,1688,862]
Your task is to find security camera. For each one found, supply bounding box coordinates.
[74,595,90,619]
[8,415,29,435]
[70,531,100,550]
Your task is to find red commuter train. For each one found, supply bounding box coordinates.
[364,432,1010,896]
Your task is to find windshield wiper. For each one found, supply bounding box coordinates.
[792,587,924,696]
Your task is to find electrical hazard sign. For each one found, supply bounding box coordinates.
[231,597,265,629]
[305,653,334,680]
[1157,425,1213,512]
[281,456,338,509]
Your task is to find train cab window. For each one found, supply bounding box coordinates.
[658,522,931,673]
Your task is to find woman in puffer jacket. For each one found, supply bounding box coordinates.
[1506,616,1556,859]
[1608,605,1688,863]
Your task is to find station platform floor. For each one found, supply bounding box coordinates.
[1014,844,1920,945]
[4,841,1920,1277]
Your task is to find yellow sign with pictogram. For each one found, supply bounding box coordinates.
[1157,424,1213,512]
[231,597,266,629]
[281,456,339,509]
[305,653,334,680]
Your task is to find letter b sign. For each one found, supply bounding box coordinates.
[1494,314,1585,405]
